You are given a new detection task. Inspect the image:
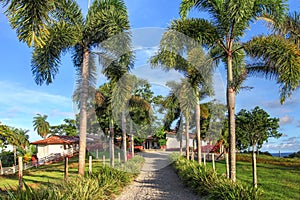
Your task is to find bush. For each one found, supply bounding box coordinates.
[116,155,145,175]
[171,153,263,200]
[0,152,14,167]
[3,157,145,200]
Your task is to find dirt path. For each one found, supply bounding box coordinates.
[116,151,203,200]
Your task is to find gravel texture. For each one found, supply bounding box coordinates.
[116,151,203,200]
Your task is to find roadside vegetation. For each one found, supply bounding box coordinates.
[170,153,300,200]
[0,156,145,199]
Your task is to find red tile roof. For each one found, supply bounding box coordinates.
[31,135,79,145]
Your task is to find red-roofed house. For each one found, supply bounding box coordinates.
[31,135,79,162]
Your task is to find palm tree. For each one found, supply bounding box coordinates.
[163,80,197,159]
[4,0,130,176]
[165,0,300,182]
[151,43,213,164]
[111,74,138,162]
[33,114,50,139]
[2,127,29,165]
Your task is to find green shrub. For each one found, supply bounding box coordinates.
[115,155,145,175]
[171,153,263,200]
[3,159,145,200]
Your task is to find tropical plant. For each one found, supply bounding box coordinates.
[235,106,281,188]
[33,114,50,139]
[164,0,300,182]
[3,0,131,175]
[0,122,10,151]
[151,39,214,164]
[277,11,300,49]
[50,118,78,136]
[1,127,29,165]
[247,11,300,101]
[172,153,262,200]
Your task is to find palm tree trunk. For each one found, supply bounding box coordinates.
[122,112,127,162]
[130,120,134,158]
[227,52,236,182]
[110,118,115,167]
[78,47,89,176]
[252,144,258,188]
[185,114,190,160]
[196,103,202,164]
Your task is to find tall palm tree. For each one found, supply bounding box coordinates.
[111,74,138,162]
[163,80,197,159]
[165,0,299,182]
[33,114,50,139]
[4,0,130,176]
[151,43,213,164]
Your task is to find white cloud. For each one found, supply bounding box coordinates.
[0,81,74,141]
[280,115,294,126]
[0,81,70,107]
[262,136,300,152]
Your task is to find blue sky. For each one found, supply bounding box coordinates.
[0,0,299,153]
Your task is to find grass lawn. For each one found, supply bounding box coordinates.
[0,156,115,190]
[204,154,300,200]
[0,155,145,199]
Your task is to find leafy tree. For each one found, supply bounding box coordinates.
[0,123,10,151]
[236,106,281,188]
[287,151,300,159]
[154,127,166,147]
[164,0,299,182]
[50,118,77,136]
[200,101,227,144]
[0,126,29,165]
[3,0,131,175]
[33,114,50,139]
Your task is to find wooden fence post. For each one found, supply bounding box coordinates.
[203,153,206,166]
[225,153,229,178]
[191,151,194,161]
[96,149,99,160]
[18,157,23,189]
[103,155,105,165]
[0,159,3,175]
[118,152,121,163]
[89,156,92,175]
[212,153,215,171]
[64,157,69,182]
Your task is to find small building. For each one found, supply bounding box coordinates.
[165,131,207,151]
[31,135,79,163]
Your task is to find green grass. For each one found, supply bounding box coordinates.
[0,156,144,199]
[203,154,300,200]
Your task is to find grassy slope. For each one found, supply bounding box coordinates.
[205,154,300,200]
[0,156,122,190]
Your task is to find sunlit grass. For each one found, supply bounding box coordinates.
[203,154,300,200]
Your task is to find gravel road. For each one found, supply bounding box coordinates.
[116,151,203,200]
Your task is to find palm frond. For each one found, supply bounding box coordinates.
[85,0,130,46]
[31,21,79,85]
[245,35,300,103]
[5,0,55,47]
[169,18,218,47]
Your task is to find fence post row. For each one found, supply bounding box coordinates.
[89,156,92,175]
[18,157,23,189]
[0,160,3,175]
